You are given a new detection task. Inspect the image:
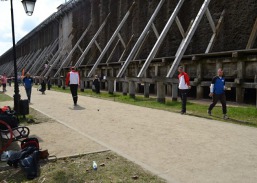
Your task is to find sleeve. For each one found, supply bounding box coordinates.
[210,77,217,93]
[77,72,80,85]
[184,73,190,86]
[65,72,70,86]
[211,76,217,84]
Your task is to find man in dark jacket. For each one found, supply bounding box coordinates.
[23,73,33,103]
[208,68,228,119]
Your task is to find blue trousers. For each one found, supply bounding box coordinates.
[25,87,32,102]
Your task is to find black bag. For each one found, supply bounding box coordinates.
[19,150,40,180]
[7,146,38,168]
[0,113,19,130]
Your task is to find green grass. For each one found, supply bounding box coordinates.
[51,86,257,127]
[0,93,12,102]
[0,151,165,183]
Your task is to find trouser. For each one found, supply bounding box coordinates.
[179,89,188,113]
[70,84,78,104]
[2,83,6,91]
[25,87,32,102]
[208,93,227,114]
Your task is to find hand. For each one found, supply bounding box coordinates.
[209,93,213,97]
[188,86,191,89]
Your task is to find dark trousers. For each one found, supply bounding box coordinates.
[70,84,78,104]
[25,87,32,102]
[208,93,227,114]
[180,89,188,113]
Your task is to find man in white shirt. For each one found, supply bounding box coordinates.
[178,66,191,114]
[66,67,80,106]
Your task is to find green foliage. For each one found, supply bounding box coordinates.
[0,93,12,102]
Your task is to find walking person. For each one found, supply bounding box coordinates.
[47,76,51,90]
[23,72,33,103]
[178,66,191,114]
[66,67,80,106]
[208,68,228,119]
[1,73,7,92]
[39,78,46,94]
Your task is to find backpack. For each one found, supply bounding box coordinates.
[7,146,38,168]
[0,110,19,130]
[21,138,40,149]
[0,106,11,114]
[19,150,40,180]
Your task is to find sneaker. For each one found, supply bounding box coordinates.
[181,111,186,115]
[207,110,212,116]
[223,114,228,120]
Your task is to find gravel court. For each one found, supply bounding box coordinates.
[4,86,257,183]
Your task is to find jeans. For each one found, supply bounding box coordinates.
[25,87,32,102]
[70,84,78,104]
[179,89,189,113]
[208,93,227,114]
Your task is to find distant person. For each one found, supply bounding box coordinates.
[1,73,7,92]
[93,75,100,94]
[8,77,12,87]
[208,68,228,119]
[178,66,191,114]
[23,72,33,103]
[47,76,51,90]
[39,78,46,94]
[66,67,80,106]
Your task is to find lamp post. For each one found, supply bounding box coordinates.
[10,0,36,113]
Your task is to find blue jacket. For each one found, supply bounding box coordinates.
[23,77,33,89]
[212,76,225,94]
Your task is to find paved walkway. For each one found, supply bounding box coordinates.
[4,86,257,183]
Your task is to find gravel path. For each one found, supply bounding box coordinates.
[4,86,257,183]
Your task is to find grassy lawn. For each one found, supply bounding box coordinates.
[52,86,257,127]
[0,151,165,183]
[0,93,12,102]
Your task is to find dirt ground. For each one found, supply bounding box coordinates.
[3,87,257,183]
[0,101,108,158]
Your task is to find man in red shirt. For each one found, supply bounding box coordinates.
[66,67,80,106]
[178,66,191,114]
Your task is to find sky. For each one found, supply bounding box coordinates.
[0,0,66,56]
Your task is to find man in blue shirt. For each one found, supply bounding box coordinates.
[208,68,228,119]
[23,72,33,103]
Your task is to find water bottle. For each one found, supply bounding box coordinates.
[93,161,97,170]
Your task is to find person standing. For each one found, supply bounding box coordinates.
[1,73,7,92]
[93,75,100,94]
[23,72,33,103]
[47,76,51,90]
[66,67,80,106]
[178,66,191,114]
[208,68,228,119]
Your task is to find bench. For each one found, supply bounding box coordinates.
[0,120,30,154]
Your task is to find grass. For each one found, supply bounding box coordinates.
[0,151,165,183]
[51,86,257,127]
[0,92,12,102]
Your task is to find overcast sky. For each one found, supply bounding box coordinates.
[0,0,66,56]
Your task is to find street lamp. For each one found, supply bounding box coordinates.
[21,0,36,16]
[10,0,36,113]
